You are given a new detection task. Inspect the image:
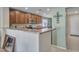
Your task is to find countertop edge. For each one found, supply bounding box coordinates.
[6,28,56,33]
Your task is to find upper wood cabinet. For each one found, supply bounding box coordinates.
[25,13,32,23]
[9,8,42,25]
[15,11,25,24]
[35,15,38,24]
[9,10,16,25]
[25,13,28,23]
[31,14,36,24]
[19,12,25,24]
[36,15,42,24]
[37,16,42,24]
[15,11,20,24]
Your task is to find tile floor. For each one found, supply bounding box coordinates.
[0,36,79,52]
[0,49,6,52]
[51,46,79,52]
[51,36,79,52]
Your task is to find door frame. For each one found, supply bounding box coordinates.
[66,13,71,49]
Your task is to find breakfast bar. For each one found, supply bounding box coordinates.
[6,28,52,52]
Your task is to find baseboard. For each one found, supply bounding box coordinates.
[52,45,67,50]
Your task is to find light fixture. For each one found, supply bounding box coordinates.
[25,7,28,10]
[36,9,42,13]
[47,8,50,11]
[16,11,19,13]
[74,11,78,13]
[43,13,47,16]
[36,10,39,13]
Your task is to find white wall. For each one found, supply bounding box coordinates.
[0,8,3,47]
[3,7,9,28]
[0,7,9,48]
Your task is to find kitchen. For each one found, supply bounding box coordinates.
[5,7,53,52]
[0,7,67,52]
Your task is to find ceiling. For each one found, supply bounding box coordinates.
[12,7,54,17]
[66,7,79,14]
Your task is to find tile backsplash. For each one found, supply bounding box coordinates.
[10,24,42,29]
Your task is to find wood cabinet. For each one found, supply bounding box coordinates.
[31,15,37,24]
[9,8,42,26]
[36,16,39,24]
[15,11,20,24]
[35,15,37,23]
[27,13,32,23]
[15,11,25,24]
[9,10,16,25]
[37,16,42,24]
[35,15,42,24]
[25,13,32,23]
[31,14,34,23]
[19,12,25,24]
[25,13,28,23]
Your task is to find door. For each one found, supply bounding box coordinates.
[67,14,79,51]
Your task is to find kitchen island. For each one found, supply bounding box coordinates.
[5,28,52,52]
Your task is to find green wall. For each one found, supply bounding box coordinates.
[52,7,66,48]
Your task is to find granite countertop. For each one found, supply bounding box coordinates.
[9,28,56,33]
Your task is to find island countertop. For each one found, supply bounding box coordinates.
[6,28,53,52]
[8,28,56,33]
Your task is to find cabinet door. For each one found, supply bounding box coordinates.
[38,16,42,24]
[20,12,25,24]
[31,15,35,24]
[36,16,39,24]
[10,11,16,25]
[37,16,42,24]
[25,14,28,23]
[27,13,31,23]
[15,11,20,24]
[35,15,37,24]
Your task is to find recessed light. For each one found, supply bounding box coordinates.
[74,11,78,13]
[47,8,50,11]
[43,13,46,16]
[25,7,28,10]
[36,11,39,13]
[16,11,19,13]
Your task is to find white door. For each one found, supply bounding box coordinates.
[67,14,79,51]
[70,15,79,35]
